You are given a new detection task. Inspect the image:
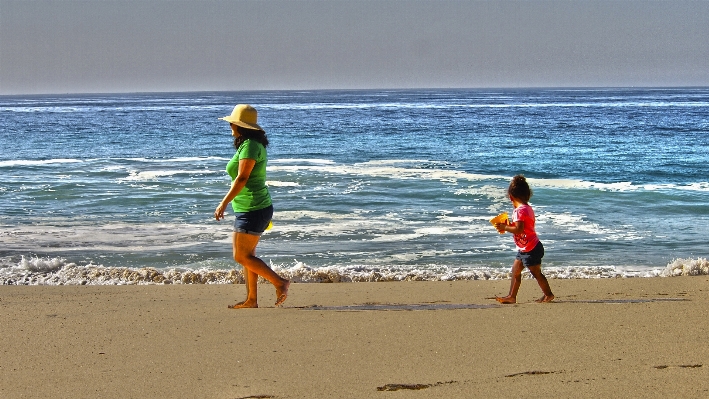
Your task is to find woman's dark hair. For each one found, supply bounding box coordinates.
[233,125,269,150]
[508,174,532,204]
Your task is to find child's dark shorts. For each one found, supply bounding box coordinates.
[516,241,544,267]
[233,205,273,236]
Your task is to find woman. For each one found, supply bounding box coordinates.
[214,104,290,308]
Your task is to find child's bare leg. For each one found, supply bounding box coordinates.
[528,265,554,303]
[496,260,524,304]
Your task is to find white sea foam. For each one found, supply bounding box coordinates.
[2,256,704,285]
[120,169,217,181]
[661,258,709,277]
[268,161,509,184]
[642,182,709,192]
[528,178,709,193]
[270,158,336,165]
[0,256,241,285]
[454,185,508,204]
[266,181,300,187]
[268,210,478,240]
[122,156,229,163]
[362,159,443,165]
[538,212,606,235]
[0,222,229,252]
[370,233,424,243]
[268,160,709,194]
[0,159,83,167]
[275,210,352,221]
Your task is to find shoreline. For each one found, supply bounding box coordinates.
[2,257,707,286]
[2,277,708,398]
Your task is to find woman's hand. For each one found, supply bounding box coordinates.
[214,202,226,221]
[215,158,256,221]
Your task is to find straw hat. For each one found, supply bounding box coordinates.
[219,104,262,130]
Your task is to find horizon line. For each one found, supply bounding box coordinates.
[3,85,709,97]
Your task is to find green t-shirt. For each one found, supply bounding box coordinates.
[226,139,272,212]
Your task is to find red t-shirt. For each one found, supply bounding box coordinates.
[512,204,540,252]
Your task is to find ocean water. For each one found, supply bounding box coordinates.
[1,88,708,285]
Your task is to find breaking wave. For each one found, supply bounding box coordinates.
[1,256,706,286]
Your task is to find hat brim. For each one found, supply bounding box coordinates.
[219,116,262,131]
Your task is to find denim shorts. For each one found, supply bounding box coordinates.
[516,241,544,267]
[233,205,273,236]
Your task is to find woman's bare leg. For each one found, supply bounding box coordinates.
[229,267,260,309]
[229,234,259,308]
[229,232,289,308]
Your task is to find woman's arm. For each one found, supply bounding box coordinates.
[214,158,256,220]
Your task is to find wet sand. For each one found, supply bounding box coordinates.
[1,276,708,398]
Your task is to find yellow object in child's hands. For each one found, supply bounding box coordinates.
[266,221,273,230]
[489,212,508,234]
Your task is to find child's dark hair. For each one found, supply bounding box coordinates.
[233,125,269,150]
[508,174,533,204]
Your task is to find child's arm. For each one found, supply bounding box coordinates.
[495,220,524,235]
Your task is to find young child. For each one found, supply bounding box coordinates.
[494,175,554,304]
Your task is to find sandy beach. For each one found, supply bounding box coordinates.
[1,276,707,398]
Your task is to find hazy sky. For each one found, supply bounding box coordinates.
[1,0,708,95]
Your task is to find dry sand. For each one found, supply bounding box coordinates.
[1,276,708,398]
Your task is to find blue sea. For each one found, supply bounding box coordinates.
[1,88,708,285]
